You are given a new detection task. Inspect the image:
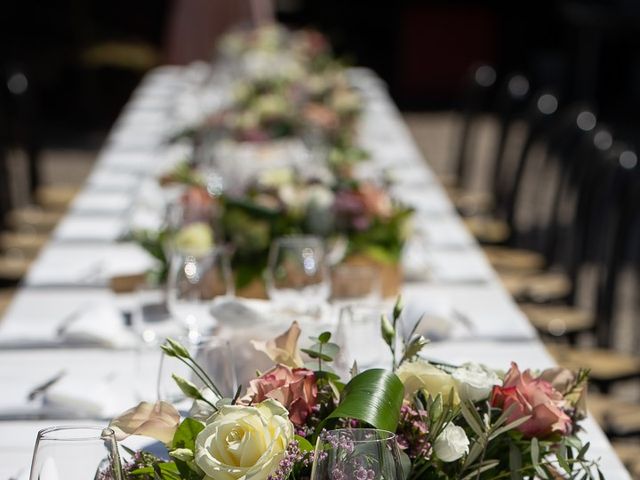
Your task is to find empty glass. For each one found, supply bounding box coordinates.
[29,426,124,480]
[167,247,233,342]
[335,304,393,372]
[157,336,237,403]
[265,235,330,316]
[310,429,404,480]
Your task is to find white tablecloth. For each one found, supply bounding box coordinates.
[0,64,630,479]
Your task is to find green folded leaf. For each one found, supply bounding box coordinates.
[172,418,205,451]
[319,369,403,433]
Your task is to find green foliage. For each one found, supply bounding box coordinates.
[319,369,404,433]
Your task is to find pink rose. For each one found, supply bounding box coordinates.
[241,364,318,426]
[490,362,572,439]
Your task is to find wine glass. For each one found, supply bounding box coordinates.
[157,336,237,403]
[265,235,331,316]
[335,304,393,372]
[29,426,124,480]
[167,247,233,343]
[310,429,404,480]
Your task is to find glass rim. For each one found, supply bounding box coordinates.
[321,428,397,444]
[37,426,117,442]
[273,234,324,247]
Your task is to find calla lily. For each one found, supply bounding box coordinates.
[109,401,181,444]
[251,321,304,368]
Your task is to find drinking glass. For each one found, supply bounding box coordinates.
[167,247,233,342]
[335,304,393,372]
[29,426,124,480]
[265,235,330,315]
[157,336,237,403]
[310,429,404,480]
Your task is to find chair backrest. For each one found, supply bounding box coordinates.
[491,73,531,209]
[501,90,560,237]
[593,145,640,347]
[452,63,497,189]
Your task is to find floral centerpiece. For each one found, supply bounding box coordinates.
[220,170,412,296]
[110,298,602,480]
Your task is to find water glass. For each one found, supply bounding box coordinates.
[157,336,237,403]
[265,235,330,314]
[29,426,124,480]
[167,247,233,341]
[335,304,393,371]
[310,429,404,480]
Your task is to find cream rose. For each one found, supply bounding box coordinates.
[452,363,500,403]
[433,423,469,462]
[174,222,214,256]
[195,399,294,480]
[396,359,460,405]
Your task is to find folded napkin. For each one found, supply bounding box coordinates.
[400,294,457,341]
[59,301,138,348]
[44,371,136,418]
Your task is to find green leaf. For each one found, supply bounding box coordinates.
[509,443,523,480]
[319,369,404,433]
[398,450,411,480]
[460,400,485,439]
[295,435,314,452]
[318,332,332,343]
[460,460,499,480]
[172,418,205,451]
[488,414,532,440]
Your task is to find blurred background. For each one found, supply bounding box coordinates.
[0,0,639,475]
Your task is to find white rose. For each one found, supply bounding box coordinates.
[305,185,334,211]
[396,359,460,405]
[433,423,469,462]
[452,363,500,403]
[195,399,293,480]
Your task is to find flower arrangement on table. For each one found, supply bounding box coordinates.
[132,165,411,296]
[110,299,603,480]
[171,24,366,174]
[219,170,412,296]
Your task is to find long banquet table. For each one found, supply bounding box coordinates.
[0,65,631,479]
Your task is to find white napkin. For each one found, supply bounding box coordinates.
[400,294,456,341]
[60,301,137,348]
[44,371,136,418]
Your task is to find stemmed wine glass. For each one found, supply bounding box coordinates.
[310,428,404,480]
[265,235,330,317]
[29,426,124,480]
[167,247,233,343]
